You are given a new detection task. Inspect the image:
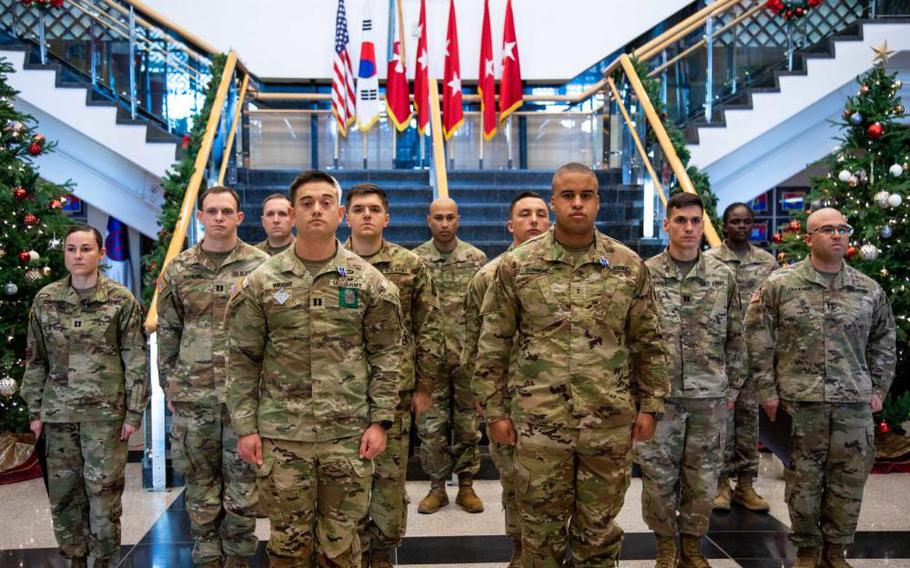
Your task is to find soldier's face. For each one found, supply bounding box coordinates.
[261,198,293,239]
[664,204,704,251]
[807,209,848,262]
[64,231,105,278]
[427,203,460,244]
[508,197,550,244]
[550,172,599,235]
[291,182,344,238]
[347,194,389,239]
[198,193,243,240]
[723,205,753,244]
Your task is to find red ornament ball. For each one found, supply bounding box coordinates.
[867,122,884,139]
[878,421,890,434]
[18,250,31,264]
[808,0,822,6]
[13,186,28,200]
[27,142,42,155]
[789,219,801,232]
[23,213,39,226]
[846,246,858,259]
[772,232,783,244]
[48,199,62,209]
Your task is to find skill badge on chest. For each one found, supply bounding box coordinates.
[272,289,290,305]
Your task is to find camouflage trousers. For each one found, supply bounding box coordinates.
[259,435,373,567]
[782,402,875,548]
[487,423,521,541]
[361,393,413,553]
[514,423,632,567]
[722,377,760,480]
[416,362,480,481]
[637,398,727,538]
[45,420,127,560]
[170,401,258,565]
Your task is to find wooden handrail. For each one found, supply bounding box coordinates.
[217,73,250,185]
[253,88,606,104]
[427,78,449,199]
[617,54,720,247]
[101,0,220,57]
[144,50,239,333]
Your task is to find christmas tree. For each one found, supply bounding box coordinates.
[0,57,72,433]
[777,43,909,429]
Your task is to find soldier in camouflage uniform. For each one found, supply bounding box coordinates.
[639,192,746,568]
[22,224,149,568]
[745,208,895,568]
[705,202,777,513]
[413,197,487,515]
[342,184,442,567]
[463,191,550,567]
[157,186,269,568]
[255,193,296,256]
[226,171,403,568]
[473,163,669,567]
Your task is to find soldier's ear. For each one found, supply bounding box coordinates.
[98,247,106,260]
[236,211,245,224]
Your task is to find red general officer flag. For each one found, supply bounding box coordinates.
[442,0,463,140]
[414,0,429,135]
[478,0,496,140]
[499,0,523,122]
[385,7,411,131]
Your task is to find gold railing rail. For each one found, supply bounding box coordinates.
[428,78,449,199]
[111,0,219,58]
[144,50,240,333]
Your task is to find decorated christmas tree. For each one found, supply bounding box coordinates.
[0,57,72,433]
[777,43,909,429]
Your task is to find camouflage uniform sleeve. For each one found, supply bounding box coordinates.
[461,273,485,381]
[225,278,266,437]
[155,266,183,395]
[363,279,403,424]
[472,259,518,422]
[744,282,778,402]
[725,279,747,399]
[21,301,48,423]
[627,264,669,414]
[119,295,150,428]
[867,287,897,399]
[412,261,442,394]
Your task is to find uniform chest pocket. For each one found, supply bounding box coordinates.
[385,272,415,313]
[71,306,120,354]
[596,275,635,333]
[516,276,561,332]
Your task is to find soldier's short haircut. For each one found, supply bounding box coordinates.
[65,223,103,250]
[722,202,753,223]
[552,162,598,190]
[289,170,342,204]
[261,193,291,209]
[346,183,389,211]
[666,191,704,216]
[509,191,546,217]
[199,185,241,210]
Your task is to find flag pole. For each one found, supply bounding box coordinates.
[396,0,406,63]
[334,128,340,169]
[363,132,368,169]
[506,116,513,169]
[479,116,484,169]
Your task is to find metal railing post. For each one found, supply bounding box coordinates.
[129,6,137,119]
[38,11,46,64]
[705,14,714,123]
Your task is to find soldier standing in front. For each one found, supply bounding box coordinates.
[473,163,669,567]
[156,186,269,568]
[226,171,403,567]
[706,202,776,513]
[745,207,895,568]
[638,192,746,568]
[413,197,487,514]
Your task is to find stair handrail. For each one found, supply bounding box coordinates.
[427,77,449,199]
[144,50,239,333]
[100,0,219,60]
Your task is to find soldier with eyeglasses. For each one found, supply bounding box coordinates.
[744,208,895,568]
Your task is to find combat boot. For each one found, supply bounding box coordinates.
[712,475,732,511]
[224,555,249,567]
[69,557,87,568]
[507,538,522,568]
[417,479,449,514]
[654,535,677,568]
[678,534,711,568]
[794,547,820,568]
[733,475,770,512]
[455,473,484,513]
[820,543,853,568]
[370,548,394,568]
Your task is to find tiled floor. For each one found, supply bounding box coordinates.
[1,454,909,567]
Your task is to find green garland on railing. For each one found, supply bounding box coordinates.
[140,52,227,308]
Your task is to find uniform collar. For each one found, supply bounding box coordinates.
[795,257,852,289]
[188,239,247,271]
[58,274,112,305]
[543,227,612,266]
[424,238,463,261]
[278,239,350,278]
[343,237,392,264]
[716,241,764,264]
[655,248,710,281]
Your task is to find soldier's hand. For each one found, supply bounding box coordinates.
[632,413,656,442]
[167,400,174,413]
[29,420,42,439]
[237,433,263,466]
[411,391,433,417]
[120,423,138,441]
[360,424,388,459]
[762,398,780,422]
[488,419,516,446]
[871,393,883,413]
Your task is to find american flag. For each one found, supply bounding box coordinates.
[332,0,356,137]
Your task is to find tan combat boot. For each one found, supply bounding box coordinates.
[712,475,732,511]
[224,555,248,567]
[678,534,711,568]
[654,535,677,568]
[370,548,395,568]
[417,479,449,514]
[794,546,821,568]
[820,543,853,568]
[455,473,484,513]
[733,475,771,512]
[508,538,522,568]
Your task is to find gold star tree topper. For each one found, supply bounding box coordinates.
[872,41,895,65]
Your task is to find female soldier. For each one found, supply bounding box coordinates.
[21,224,149,568]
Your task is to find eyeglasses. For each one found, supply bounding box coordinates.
[810,224,853,236]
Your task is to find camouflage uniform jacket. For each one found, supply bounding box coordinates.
[343,238,441,394]
[744,257,896,403]
[646,249,747,400]
[704,242,777,313]
[156,240,269,403]
[22,275,149,427]
[463,246,512,375]
[473,228,669,429]
[255,236,296,257]
[225,242,403,442]
[413,238,487,366]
